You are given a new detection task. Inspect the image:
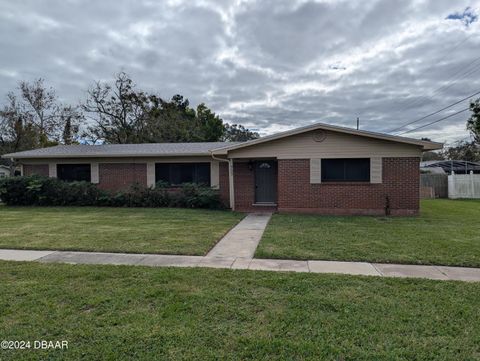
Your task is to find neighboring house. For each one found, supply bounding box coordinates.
[421,160,480,175]
[2,122,442,215]
[0,165,11,178]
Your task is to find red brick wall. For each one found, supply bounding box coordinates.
[231,162,278,212]
[219,162,230,207]
[274,157,420,216]
[98,163,147,192]
[23,164,49,177]
[233,162,255,211]
[230,157,420,215]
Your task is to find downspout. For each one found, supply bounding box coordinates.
[210,152,235,211]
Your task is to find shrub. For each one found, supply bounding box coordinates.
[178,183,223,209]
[0,176,105,206]
[0,176,222,209]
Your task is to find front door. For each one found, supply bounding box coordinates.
[254,160,277,203]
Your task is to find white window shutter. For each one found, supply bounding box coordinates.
[91,163,99,184]
[370,157,382,183]
[146,162,155,187]
[310,159,321,184]
[48,163,57,178]
[210,161,220,189]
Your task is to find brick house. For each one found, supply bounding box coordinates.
[3,122,442,215]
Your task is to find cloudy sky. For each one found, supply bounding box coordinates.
[0,0,479,144]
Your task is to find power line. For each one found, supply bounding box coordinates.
[394,55,480,113]
[396,108,470,135]
[389,89,480,133]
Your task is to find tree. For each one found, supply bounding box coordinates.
[19,79,64,146]
[422,151,444,161]
[83,72,249,144]
[441,140,480,162]
[467,98,480,144]
[194,103,225,142]
[222,123,260,141]
[0,93,38,171]
[0,79,82,172]
[82,72,149,144]
[59,106,83,145]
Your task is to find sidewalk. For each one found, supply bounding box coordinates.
[207,213,272,258]
[1,249,479,282]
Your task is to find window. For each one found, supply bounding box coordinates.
[321,158,370,182]
[57,164,91,182]
[155,163,210,186]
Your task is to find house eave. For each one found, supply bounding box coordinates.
[1,152,212,160]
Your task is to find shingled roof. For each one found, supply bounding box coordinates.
[2,142,241,159]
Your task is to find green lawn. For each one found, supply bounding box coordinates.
[0,207,243,255]
[256,199,480,267]
[0,261,479,360]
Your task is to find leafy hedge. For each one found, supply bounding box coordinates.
[0,176,223,209]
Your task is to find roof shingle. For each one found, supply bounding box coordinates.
[2,142,241,159]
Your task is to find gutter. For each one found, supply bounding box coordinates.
[210,151,235,211]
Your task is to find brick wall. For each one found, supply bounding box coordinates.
[274,157,420,216]
[219,162,230,207]
[23,164,49,177]
[232,162,278,212]
[228,158,419,215]
[98,163,147,192]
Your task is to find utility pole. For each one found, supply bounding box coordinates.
[356,117,359,130]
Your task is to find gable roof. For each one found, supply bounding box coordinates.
[2,142,241,159]
[210,122,443,154]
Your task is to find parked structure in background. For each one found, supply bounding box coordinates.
[0,165,10,178]
[421,160,480,175]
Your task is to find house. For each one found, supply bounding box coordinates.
[2,122,442,215]
[0,165,11,178]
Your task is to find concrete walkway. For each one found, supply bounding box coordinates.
[1,249,480,282]
[207,213,272,258]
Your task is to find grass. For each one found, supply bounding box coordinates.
[256,199,480,267]
[0,261,479,360]
[0,207,243,255]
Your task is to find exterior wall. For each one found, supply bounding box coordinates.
[228,130,423,159]
[233,162,277,212]
[98,163,147,192]
[273,157,419,216]
[219,162,230,207]
[23,164,49,177]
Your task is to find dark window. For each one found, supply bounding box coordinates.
[155,163,210,186]
[57,164,91,182]
[321,158,370,182]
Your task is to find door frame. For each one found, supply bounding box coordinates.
[254,160,278,204]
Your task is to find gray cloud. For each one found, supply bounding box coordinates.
[0,0,479,145]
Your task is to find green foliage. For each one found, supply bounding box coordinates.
[83,72,256,144]
[222,123,260,141]
[0,176,104,206]
[467,98,480,144]
[178,183,223,209]
[0,176,223,209]
[441,140,480,161]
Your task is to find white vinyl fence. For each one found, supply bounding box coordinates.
[448,172,480,199]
